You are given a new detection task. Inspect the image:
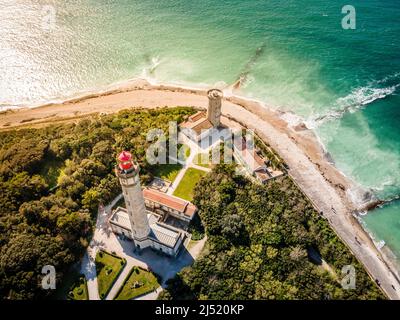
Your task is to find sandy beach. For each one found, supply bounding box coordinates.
[1,79,399,299]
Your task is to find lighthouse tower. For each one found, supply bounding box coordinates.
[115,151,150,245]
[206,89,223,127]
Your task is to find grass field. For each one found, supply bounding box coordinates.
[173,167,206,201]
[150,163,182,182]
[95,250,126,299]
[115,266,160,300]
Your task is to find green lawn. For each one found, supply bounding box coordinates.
[95,250,126,299]
[67,276,89,300]
[173,168,207,201]
[150,163,182,182]
[193,153,211,168]
[115,266,160,300]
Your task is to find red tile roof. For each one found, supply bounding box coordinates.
[189,111,206,122]
[180,111,214,135]
[143,188,197,218]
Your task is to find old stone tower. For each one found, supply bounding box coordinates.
[115,151,150,244]
[206,88,223,127]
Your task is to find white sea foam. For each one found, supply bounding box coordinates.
[279,111,303,127]
[140,56,162,82]
[312,84,398,126]
[309,73,400,127]
[0,104,23,112]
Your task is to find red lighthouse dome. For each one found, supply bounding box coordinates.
[118,151,134,171]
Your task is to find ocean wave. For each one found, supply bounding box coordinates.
[313,84,398,126]
[0,104,23,112]
[140,56,162,80]
[278,111,304,127]
[309,73,400,127]
[374,195,400,210]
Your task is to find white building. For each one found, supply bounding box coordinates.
[109,151,196,257]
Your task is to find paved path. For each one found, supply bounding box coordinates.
[80,194,123,300]
[134,237,207,300]
[80,251,100,300]
[105,237,207,300]
[105,259,132,300]
[166,133,215,195]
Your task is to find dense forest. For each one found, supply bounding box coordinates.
[0,107,193,299]
[159,164,385,300]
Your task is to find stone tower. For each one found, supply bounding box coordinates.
[115,151,150,242]
[207,89,223,127]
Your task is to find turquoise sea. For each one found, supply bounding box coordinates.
[0,1,399,261]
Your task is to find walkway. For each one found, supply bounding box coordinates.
[166,132,214,195]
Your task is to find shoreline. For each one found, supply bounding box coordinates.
[1,78,399,298]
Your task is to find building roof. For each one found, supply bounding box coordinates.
[149,223,181,248]
[109,207,131,230]
[254,170,271,183]
[109,208,182,248]
[233,137,266,172]
[267,166,285,179]
[191,119,214,135]
[180,111,214,135]
[143,188,197,218]
[189,111,207,122]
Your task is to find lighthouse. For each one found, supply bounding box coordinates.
[110,150,197,256]
[115,151,150,244]
[206,89,223,127]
